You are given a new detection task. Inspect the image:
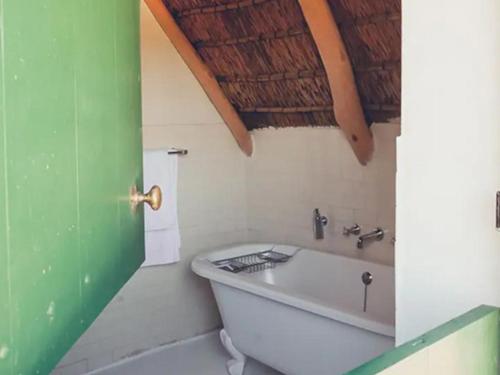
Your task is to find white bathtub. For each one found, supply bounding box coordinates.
[192,244,395,375]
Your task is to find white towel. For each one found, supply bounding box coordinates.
[142,149,181,267]
[144,150,178,231]
[143,230,180,267]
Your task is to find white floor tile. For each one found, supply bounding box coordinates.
[89,332,282,375]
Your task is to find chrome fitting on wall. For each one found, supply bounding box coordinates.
[357,228,384,249]
[496,191,500,231]
[313,209,328,240]
[343,224,361,236]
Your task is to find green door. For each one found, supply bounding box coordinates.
[0,1,145,373]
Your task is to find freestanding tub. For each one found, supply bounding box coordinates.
[192,244,395,375]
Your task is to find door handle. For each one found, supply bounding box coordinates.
[130,185,162,211]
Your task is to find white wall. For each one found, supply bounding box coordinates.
[53,4,247,373]
[246,124,399,266]
[396,0,500,344]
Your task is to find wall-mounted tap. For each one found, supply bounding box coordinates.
[313,209,328,240]
[343,224,361,236]
[357,228,384,249]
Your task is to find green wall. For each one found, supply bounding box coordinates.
[347,305,499,375]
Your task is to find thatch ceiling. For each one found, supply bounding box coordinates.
[161,0,401,130]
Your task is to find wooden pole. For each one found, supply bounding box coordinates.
[298,0,374,165]
[144,0,253,156]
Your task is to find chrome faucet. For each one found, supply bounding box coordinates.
[313,209,328,240]
[357,228,384,249]
[343,224,361,236]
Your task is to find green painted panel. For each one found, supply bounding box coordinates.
[346,305,500,375]
[73,0,145,323]
[0,1,144,374]
[114,0,145,280]
[0,5,13,372]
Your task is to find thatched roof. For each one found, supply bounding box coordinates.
[161,0,401,130]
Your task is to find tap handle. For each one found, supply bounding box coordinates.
[343,224,361,236]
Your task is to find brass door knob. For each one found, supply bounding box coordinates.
[130,185,162,211]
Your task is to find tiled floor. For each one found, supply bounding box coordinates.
[89,332,282,375]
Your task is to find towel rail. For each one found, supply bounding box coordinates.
[168,148,188,156]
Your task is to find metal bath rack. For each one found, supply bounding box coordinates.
[213,249,292,274]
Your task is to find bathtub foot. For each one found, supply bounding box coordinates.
[220,329,246,375]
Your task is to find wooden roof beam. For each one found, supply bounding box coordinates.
[216,61,401,83]
[217,69,326,83]
[239,105,333,113]
[193,27,309,48]
[337,12,401,28]
[176,0,271,18]
[298,0,374,165]
[145,0,253,156]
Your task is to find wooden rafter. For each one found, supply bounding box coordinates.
[193,27,309,48]
[216,61,400,83]
[217,69,326,83]
[176,0,271,17]
[337,12,401,28]
[356,60,401,73]
[239,105,333,113]
[298,0,375,165]
[145,0,253,156]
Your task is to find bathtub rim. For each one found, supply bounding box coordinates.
[191,243,395,338]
